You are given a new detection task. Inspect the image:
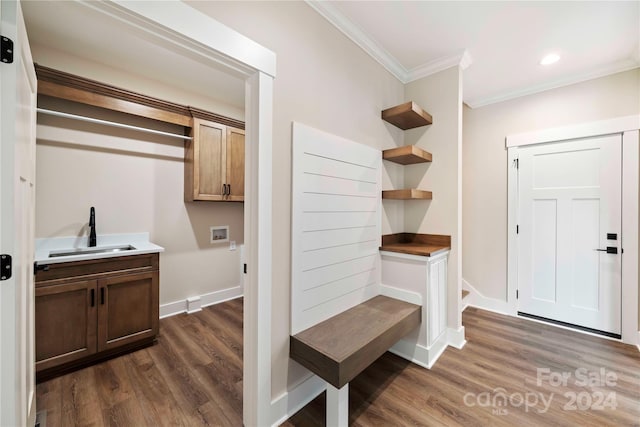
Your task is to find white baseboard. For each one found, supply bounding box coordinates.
[462,278,511,315]
[389,330,450,370]
[447,326,466,349]
[186,296,202,314]
[379,283,423,305]
[271,374,326,427]
[159,285,243,319]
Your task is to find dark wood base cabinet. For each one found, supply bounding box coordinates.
[35,253,159,381]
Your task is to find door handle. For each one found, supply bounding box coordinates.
[100,287,105,305]
[227,184,231,195]
[594,247,618,254]
[90,289,95,307]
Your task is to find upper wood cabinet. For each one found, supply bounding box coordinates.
[226,127,245,201]
[185,118,245,202]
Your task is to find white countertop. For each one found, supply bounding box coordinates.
[35,233,164,265]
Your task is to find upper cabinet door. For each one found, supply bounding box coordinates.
[185,118,245,202]
[226,127,245,202]
[185,118,226,201]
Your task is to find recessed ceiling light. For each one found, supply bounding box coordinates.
[540,53,560,66]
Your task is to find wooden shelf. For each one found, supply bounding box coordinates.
[381,101,432,130]
[382,189,432,200]
[379,233,451,257]
[382,145,432,165]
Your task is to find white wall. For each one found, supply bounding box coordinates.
[185,1,405,398]
[463,69,640,306]
[404,66,464,330]
[35,95,245,307]
[31,44,244,121]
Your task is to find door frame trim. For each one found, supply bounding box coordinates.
[506,115,640,346]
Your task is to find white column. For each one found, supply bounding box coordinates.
[243,70,274,427]
[326,383,349,427]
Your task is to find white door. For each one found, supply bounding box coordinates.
[517,135,622,336]
[0,0,37,425]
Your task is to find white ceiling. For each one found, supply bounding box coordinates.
[21,1,639,110]
[21,1,245,109]
[309,1,640,107]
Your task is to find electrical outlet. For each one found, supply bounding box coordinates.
[230,240,236,251]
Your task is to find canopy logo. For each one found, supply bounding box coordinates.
[462,367,619,415]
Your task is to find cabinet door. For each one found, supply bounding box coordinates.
[187,118,226,201]
[226,127,245,201]
[35,280,97,371]
[97,271,159,352]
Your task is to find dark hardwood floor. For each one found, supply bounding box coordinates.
[36,298,244,427]
[37,301,639,426]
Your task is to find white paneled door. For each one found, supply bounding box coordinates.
[0,1,37,425]
[517,135,622,335]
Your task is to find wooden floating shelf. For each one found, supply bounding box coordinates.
[382,189,432,200]
[379,233,451,257]
[382,145,432,165]
[381,101,432,130]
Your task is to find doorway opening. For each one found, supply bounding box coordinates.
[17,1,275,425]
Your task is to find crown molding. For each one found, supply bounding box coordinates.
[466,57,640,108]
[306,0,471,84]
[406,49,473,82]
[306,0,409,82]
[307,1,636,109]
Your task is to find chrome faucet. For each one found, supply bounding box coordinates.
[89,207,97,247]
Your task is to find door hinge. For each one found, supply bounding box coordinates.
[243,263,247,274]
[516,290,519,299]
[1,254,12,280]
[513,158,519,169]
[1,36,14,64]
[517,225,519,234]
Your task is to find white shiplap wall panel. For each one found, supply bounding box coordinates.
[302,226,378,252]
[303,269,378,309]
[292,122,381,334]
[298,284,378,332]
[302,193,378,212]
[301,241,379,272]
[301,211,378,231]
[302,173,378,196]
[303,154,378,183]
[300,254,378,291]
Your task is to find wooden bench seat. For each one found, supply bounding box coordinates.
[290,295,421,389]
